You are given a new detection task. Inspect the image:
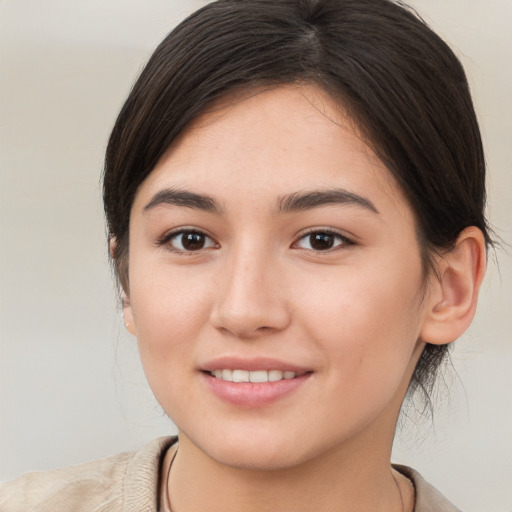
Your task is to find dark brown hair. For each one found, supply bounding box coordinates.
[103,0,491,403]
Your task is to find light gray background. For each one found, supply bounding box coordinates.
[1,1,511,510]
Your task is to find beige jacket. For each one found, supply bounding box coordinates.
[0,436,461,511]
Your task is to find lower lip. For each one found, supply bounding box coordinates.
[201,372,311,408]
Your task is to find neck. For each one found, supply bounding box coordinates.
[168,423,404,512]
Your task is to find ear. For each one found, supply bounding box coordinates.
[420,227,487,345]
[110,237,137,336]
[122,294,137,336]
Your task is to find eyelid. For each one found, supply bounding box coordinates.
[292,228,354,251]
[155,226,354,254]
[157,227,219,254]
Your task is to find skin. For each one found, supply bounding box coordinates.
[123,85,484,512]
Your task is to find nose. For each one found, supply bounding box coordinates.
[210,245,291,339]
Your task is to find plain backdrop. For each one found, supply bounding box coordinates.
[1,1,511,510]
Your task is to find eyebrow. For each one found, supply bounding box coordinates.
[143,188,222,214]
[277,188,379,214]
[143,186,378,216]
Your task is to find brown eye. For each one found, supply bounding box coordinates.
[168,230,215,252]
[295,230,350,251]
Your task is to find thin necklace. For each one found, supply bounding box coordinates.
[392,471,405,512]
[166,453,405,512]
[165,448,178,512]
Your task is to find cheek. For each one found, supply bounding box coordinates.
[294,259,424,379]
[128,266,213,388]
[131,261,211,332]
[130,295,207,420]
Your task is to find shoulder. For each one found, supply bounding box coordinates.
[0,436,177,512]
[394,465,462,512]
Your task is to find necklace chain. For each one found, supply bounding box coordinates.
[165,449,178,512]
[392,471,405,512]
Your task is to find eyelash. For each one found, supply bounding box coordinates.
[157,229,217,254]
[158,228,354,254]
[293,228,354,252]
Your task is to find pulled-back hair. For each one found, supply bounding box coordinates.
[103,0,491,405]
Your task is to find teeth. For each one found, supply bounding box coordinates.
[232,370,250,383]
[249,370,268,383]
[268,370,284,381]
[210,369,298,382]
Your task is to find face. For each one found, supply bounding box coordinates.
[125,85,430,470]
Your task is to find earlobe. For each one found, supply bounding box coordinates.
[420,227,486,345]
[123,296,137,336]
[110,237,136,335]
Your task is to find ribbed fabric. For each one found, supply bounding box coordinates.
[394,465,463,512]
[0,437,177,512]
[1,437,461,511]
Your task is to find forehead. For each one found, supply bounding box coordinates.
[133,84,410,219]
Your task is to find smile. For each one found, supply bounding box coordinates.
[209,369,300,382]
[202,362,312,407]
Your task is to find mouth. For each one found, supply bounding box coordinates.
[200,359,313,407]
[207,369,306,383]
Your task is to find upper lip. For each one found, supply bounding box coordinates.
[200,356,312,373]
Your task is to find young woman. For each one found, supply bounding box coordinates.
[1,0,492,510]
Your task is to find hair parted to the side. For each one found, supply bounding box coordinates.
[103,0,492,406]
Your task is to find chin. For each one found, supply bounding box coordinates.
[182,421,340,473]
[211,444,306,472]
[181,424,311,471]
